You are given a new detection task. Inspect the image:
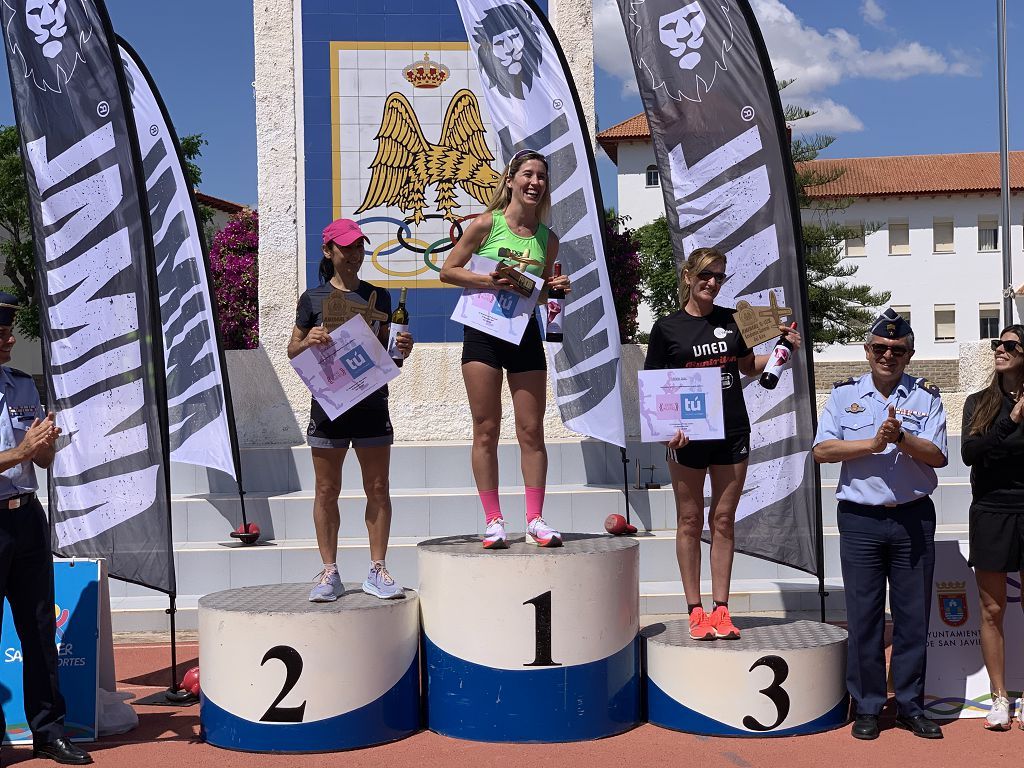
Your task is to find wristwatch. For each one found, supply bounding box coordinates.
[896,429,906,444]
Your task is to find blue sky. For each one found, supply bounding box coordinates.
[0,1,1019,209]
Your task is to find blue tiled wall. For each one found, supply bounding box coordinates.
[300,0,548,342]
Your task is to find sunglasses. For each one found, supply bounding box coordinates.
[991,338,1023,354]
[868,343,910,359]
[696,270,730,285]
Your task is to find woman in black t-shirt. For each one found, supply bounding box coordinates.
[961,324,1024,730]
[644,247,801,641]
[287,218,414,604]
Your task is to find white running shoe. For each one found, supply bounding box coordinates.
[483,518,508,549]
[1017,698,1024,731]
[362,562,402,599]
[986,695,1011,730]
[527,517,562,547]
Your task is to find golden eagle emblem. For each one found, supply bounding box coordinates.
[356,89,501,224]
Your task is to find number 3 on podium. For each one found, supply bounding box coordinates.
[743,655,791,731]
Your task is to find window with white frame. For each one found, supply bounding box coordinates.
[979,304,1001,339]
[891,305,912,332]
[934,305,956,342]
[933,218,954,253]
[978,216,999,251]
[645,165,659,187]
[844,222,865,257]
[888,219,910,255]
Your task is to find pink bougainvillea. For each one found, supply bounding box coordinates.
[604,213,642,344]
[210,208,259,350]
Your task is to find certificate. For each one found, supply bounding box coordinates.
[451,254,543,344]
[290,314,399,420]
[637,368,725,442]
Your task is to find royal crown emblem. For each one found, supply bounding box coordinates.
[937,580,968,627]
[403,52,449,89]
[356,89,500,224]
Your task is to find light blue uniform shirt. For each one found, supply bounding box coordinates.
[814,372,947,506]
[0,366,43,497]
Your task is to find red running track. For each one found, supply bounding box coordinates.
[0,639,1018,768]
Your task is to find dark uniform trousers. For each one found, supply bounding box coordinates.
[0,496,66,743]
[838,496,935,718]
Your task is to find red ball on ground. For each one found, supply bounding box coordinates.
[181,666,200,697]
[604,514,637,536]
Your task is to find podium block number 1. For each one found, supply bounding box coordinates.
[523,591,561,667]
[259,645,308,723]
[742,655,790,731]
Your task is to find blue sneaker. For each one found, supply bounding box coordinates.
[362,562,402,599]
[308,567,341,602]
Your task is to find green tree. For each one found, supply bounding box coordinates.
[635,85,889,347]
[0,125,211,339]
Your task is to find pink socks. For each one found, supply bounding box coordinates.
[525,486,545,524]
[479,488,502,524]
[480,487,546,524]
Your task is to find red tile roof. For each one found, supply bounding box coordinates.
[596,112,1024,197]
[196,191,246,214]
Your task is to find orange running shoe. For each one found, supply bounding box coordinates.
[709,605,740,639]
[688,606,716,641]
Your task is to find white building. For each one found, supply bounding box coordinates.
[597,113,1024,364]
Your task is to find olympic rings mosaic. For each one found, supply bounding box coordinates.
[356,213,478,278]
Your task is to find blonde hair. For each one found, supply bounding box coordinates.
[485,150,551,223]
[678,247,726,306]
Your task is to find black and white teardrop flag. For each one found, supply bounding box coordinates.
[1,0,174,592]
[118,38,237,480]
[455,0,626,448]
[617,0,818,574]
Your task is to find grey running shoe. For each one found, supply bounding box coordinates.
[309,566,341,602]
[362,562,402,599]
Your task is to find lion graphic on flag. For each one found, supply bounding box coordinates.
[356,89,501,224]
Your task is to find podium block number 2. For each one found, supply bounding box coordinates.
[523,591,561,667]
[260,645,308,723]
[742,655,790,731]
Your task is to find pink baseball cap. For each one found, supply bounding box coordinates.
[322,218,369,247]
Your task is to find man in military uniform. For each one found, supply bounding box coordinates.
[0,294,91,764]
[813,308,947,741]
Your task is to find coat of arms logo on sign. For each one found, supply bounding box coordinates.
[937,581,969,627]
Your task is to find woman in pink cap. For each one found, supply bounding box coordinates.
[287,218,414,602]
[439,149,571,549]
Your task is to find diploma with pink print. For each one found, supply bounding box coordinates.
[451,254,543,344]
[637,368,725,442]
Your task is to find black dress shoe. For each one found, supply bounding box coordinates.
[32,738,94,765]
[896,714,943,739]
[851,713,879,740]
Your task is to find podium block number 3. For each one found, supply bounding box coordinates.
[742,655,790,731]
[260,645,308,723]
[523,591,561,667]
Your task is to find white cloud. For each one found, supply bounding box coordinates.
[860,0,887,29]
[790,99,865,134]
[592,0,977,134]
[593,0,638,95]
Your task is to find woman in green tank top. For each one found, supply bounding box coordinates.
[441,150,572,549]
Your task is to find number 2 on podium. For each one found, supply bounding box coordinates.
[523,590,561,667]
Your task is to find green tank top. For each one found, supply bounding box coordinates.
[476,211,549,277]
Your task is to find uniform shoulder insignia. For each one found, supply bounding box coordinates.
[832,377,856,388]
[6,367,32,379]
[916,377,940,396]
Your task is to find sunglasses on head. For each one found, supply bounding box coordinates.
[868,343,910,359]
[991,338,1023,354]
[696,269,730,285]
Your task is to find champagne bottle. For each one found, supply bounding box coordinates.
[546,262,565,343]
[759,322,796,390]
[387,287,409,360]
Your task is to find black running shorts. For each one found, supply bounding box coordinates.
[461,315,546,374]
[668,432,750,470]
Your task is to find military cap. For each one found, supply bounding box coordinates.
[869,307,912,340]
[0,292,19,327]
